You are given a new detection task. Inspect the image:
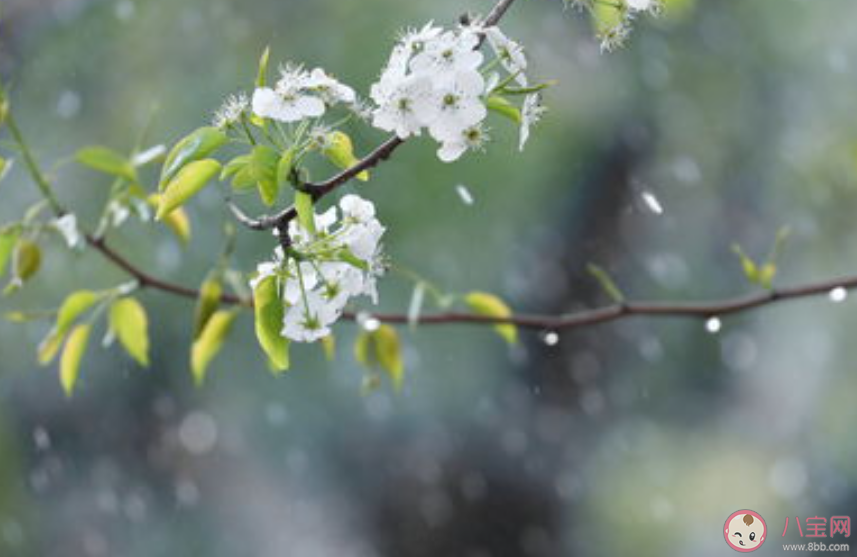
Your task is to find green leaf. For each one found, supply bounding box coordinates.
[257,46,271,88]
[321,131,368,181]
[38,289,101,365]
[76,146,137,181]
[193,276,222,339]
[159,126,228,190]
[276,149,295,188]
[294,191,315,234]
[487,96,522,124]
[60,323,91,397]
[253,275,290,372]
[250,145,279,206]
[732,244,759,284]
[354,324,404,391]
[586,263,625,303]
[0,156,7,184]
[321,335,336,362]
[147,194,192,244]
[191,310,237,385]
[109,297,150,367]
[464,291,517,345]
[7,239,41,292]
[156,159,221,220]
[221,154,251,181]
[758,263,777,289]
[0,226,21,279]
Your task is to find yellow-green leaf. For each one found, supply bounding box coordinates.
[39,290,101,365]
[193,276,222,339]
[60,324,91,397]
[109,297,150,367]
[148,194,191,244]
[354,324,404,391]
[294,191,315,234]
[732,245,759,284]
[8,239,41,291]
[487,96,522,124]
[758,263,777,289]
[159,126,228,189]
[76,146,136,181]
[156,159,221,220]
[0,156,7,184]
[0,226,21,279]
[276,149,295,188]
[253,275,290,372]
[257,46,271,88]
[322,131,368,181]
[191,310,237,385]
[464,291,517,345]
[250,145,279,206]
[321,335,336,362]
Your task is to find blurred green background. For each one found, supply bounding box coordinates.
[2,0,857,555]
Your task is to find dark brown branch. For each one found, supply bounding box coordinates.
[80,238,857,332]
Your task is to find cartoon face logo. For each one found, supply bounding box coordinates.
[724,510,767,552]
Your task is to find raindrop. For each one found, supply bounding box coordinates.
[56,90,81,119]
[769,457,807,499]
[705,317,722,334]
[455,184,475,206]
[542,331,559,346]
[178,411,219,455]
[356,312,380,332]
[114,0,135,21]
[640,191,664,215]
[175,479,200,507]
[33,427,51,451]
[829,287,847,303]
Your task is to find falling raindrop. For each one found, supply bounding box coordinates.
[542,331,559,346]
[33,427,51,451]
[640,191,664,215]
[455,184,475,206]
[356,311,381,332]
[829,287,847,303]
[705,317,722,334]
[178,411,218,455]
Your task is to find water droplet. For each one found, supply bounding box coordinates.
[542,331,559,346]
[455,184,475,206]
[357,311,380,332]
[56,90,81,119]
[178,411,218,455]
[829,287,847,303]
[705,317,722,334]
[33,427,51,451]
[640,191,664,215]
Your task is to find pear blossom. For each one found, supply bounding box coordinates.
[52,214,84,250]
[426,71,487,141]
[483,27,528,85]
[250,194,385,343]
[212,92,249,129]
[519,93,546,151]
[436,123,490,162]
[252,64,356,123]
[371,75,435,138]
[410,29,483,75]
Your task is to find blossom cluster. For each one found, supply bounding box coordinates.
[370,22,544,162]
[252,65,359,124]
[250,195,385,342]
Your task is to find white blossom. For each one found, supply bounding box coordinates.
[436,123,490,163]
[426,70,487,141]
[212,92,249,129]
[484,27,528,85]
[410,29,483,76]
[519,93,546,151]
[371,75,435,138]
[252,64,355,123]
[251,194,385,343]
[53,214,84,250]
